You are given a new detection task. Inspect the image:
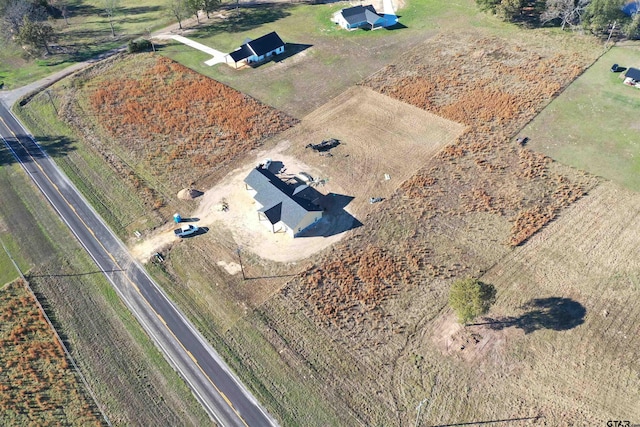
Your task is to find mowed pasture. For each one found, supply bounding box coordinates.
[0,280,103,426]
[523,44,640,191]
[476,181,640,421]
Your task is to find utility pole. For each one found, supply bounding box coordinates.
[236,247,246,280]
[606,20,617,47]
[45,90,58,115]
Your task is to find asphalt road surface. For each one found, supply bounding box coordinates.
[0,102,276,427]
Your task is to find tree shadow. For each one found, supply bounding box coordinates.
[473,297,586,334]
[273,42,312,61]
[197,5,292,37]
[0,134,76,167]
[123,5,163,15]
[65,2,102,18]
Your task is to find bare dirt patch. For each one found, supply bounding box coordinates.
[131,86,463,263]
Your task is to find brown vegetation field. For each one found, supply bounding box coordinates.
[0,279,103,426]
[18,15,640,425]
[363,31,601,247]
[50,53,297,235]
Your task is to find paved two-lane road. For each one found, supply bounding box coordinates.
[0,102,276,427]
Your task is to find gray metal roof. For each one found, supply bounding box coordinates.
[341,5,383,26]
[626,67,640,81]
[229,32,284,62]
[229,45,253,62]
[245,167,322,229]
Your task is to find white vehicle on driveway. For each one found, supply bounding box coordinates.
[174,224,199,238]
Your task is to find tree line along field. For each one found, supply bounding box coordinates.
[0,279,103,426]
[0,0,173,89]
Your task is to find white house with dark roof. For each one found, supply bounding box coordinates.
[244,166,323,237]
[226,31,285,68]
[333,5,385,30]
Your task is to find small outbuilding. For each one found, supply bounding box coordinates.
[226,31,285,68]
[244,166,323,237]
[333,5,385,30]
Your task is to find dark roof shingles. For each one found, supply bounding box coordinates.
[244,168,321,230]
[626,67,640,81]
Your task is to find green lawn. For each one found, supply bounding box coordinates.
[0,0,172,89]
[159,0,507,116]
[524,44,640,191]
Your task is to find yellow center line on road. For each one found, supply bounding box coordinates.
[0,116,251,427]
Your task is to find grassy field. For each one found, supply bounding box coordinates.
[523,44,640,191]
[0,0,172,89]
[12,0,640,425]
[0,279,104,426]
[159,0,506,116]
[0,160,210,425]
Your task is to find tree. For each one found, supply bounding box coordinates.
[541,0,590,30]
[50,0,71,25]
[448,277,496,324]
[102,0,120,37]
[17,15,56,55]
[476,0,502,13]
[201,0,219,19]
[582,0,625,33]
[168,0,188,29]
[186,0,201,24]
[2,0,40,37]
[496,0,525,21]
[622,12,640,38]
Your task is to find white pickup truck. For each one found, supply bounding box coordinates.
[174,224,199,238]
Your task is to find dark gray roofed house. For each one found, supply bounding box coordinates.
[244,166,323,237]
[226,31,285,68]
[624,67,640,84]
[334,5,385,30]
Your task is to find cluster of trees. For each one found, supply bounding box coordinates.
[477,0,640,39]
[0,0,57,55]
[0,0,223,57]
[168,0,220,29]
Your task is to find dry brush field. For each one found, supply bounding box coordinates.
[0,280,103,426]
[20,24,640,426]
[245,31,639,426]
[54,53,297,234]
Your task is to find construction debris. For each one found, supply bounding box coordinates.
[306,138,341,152]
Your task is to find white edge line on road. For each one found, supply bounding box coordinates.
[5,108,278,426]
[0,115,226,426]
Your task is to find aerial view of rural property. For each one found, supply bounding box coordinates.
[2,0,640,425]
